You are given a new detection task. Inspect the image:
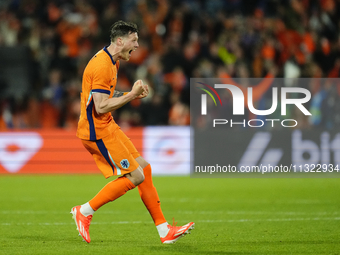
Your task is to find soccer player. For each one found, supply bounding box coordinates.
[71,20,194,244]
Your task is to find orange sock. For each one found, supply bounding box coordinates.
[89,176,136,211]
[138,164,167,226]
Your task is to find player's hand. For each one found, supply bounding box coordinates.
[131,80,145,98]
[135,84,149,99]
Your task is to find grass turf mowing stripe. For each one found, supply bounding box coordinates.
[1,210,340,215]
[2,216,340,226]
[0,175,339,255]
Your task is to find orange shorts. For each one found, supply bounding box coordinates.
[81,128,141,178]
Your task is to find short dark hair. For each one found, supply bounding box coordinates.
[110,20,138,42]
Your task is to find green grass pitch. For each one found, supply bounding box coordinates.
[0,175,339,255]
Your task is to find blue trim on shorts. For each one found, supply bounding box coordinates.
[95,139,115,175]
[86,99,96,141]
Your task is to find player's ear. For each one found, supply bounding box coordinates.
[116,37,124,46]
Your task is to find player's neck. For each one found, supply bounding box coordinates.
[106,43,121,62]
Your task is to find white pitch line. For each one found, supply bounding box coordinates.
[0,210,125,214]
[175,211,340,216]
[1,217,340,226]
[1,210,339,216]
[199,217,340,223]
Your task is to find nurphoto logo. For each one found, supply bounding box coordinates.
[197,82,312,128]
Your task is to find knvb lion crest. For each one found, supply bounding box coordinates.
[120,159,130,169]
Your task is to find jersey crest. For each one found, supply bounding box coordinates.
[120,159,130,169]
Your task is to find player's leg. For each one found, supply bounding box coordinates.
[135,157,167,227]
[135,156,195,244]
[71,167,142,243]
[71,133,143,243]
[87,165,144,211]
[115,128,195,243]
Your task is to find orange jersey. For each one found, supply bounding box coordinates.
[77,47,120,141]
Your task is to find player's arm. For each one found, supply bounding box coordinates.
[93,80,146,115]
[112,90,126,97]
[112,87,149,99]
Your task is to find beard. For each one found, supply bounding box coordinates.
[120,50,131,61]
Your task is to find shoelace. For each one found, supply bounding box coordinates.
[84,215,93,225]
[171,217,178,227]
[87,215,93,223]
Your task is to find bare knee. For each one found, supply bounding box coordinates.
[126,166,145,186]
[134,171,145,185]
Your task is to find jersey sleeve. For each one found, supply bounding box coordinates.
[92,64,112,95]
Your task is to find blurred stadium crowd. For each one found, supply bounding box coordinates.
[0,0,340,129]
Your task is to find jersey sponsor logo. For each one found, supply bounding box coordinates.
[120,159,130,169]
[0,132,43,173]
